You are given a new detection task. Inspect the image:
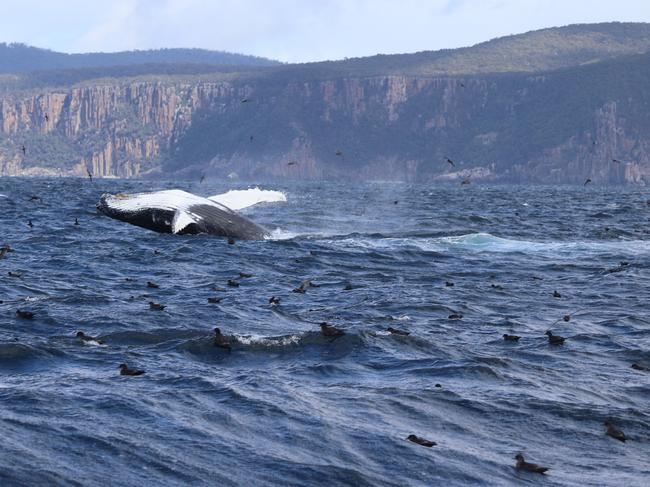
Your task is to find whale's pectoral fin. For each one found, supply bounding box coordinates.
[172,209,199,234]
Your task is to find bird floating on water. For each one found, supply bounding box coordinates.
[213,328,231,351]
[407,435,436,447]
[119,364,145,376]
[16,310,34,319]
[514,453,549,474]
[320,322,344,337]
[545,330,565,345]
[149,301,166,310]
[503,334,520,341]
[604,421,627,442]
[387,327,410,336]
[76,331,104,344]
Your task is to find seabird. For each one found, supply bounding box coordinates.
[335,150,343,156]
[207,297,222,304]
[612,159,622,164]
[407,435,436,447]
[8,271,22,278]
[213,328,231,351]
[503,334,520,341]
[0,245,13,260]
[387,327,410,336]
[584,178,592,186]
[199,174,206,184]
[287,161,298,166]
[545,330,565,345]
[21,145,26,155]
[149,301,166,310]
[119,363,145,376]
[44,113,49,122]
[76,331,104,344]
[269,296,281,305]
[293,279,318,293]
[445,281,454,287]
[87,169,93,181]
[250,135,254,142]
[563,314,571,322]
[16,310,34,319]
[320,322,344,337]
[460,178,471,186]
[604,421,627,442]
[448,313,463,320]
[553,290,561,298]
[241,98,249,103]
[631,363,648,372]
[446,157,455,167]
[28,220,34,228]
[227,279,240,288]
[239,272,253,279]
[514,454,549,474]
[74,218,79,226]
[146,281,159,289]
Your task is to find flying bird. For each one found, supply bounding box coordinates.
[335,150,343,156]
[87,169,93,182]
[44,113,49,122]
[584,178,592,186]
[445,157,455,167]
[612,159,622,164]
[21,145,26,155]
[199,174,205,184]
[287,161,298,166]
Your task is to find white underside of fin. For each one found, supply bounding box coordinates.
[208,187,286,210]
[172,209,198,234]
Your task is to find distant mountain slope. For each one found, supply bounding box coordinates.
[292,22,650,78]
[0,43,280,73]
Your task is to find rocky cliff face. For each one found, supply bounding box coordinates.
[1,54,650,184]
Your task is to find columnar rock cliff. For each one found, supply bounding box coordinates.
[2,23,650,183]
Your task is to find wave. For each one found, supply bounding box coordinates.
[322,232,650,255]
[208,187,286,211]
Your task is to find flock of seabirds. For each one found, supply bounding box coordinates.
[2,133,649,478]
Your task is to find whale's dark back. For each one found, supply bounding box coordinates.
[97,193,269,240]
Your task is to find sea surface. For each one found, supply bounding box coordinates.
[0,178,649,487]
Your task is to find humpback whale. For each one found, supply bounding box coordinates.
[97,189,270,239]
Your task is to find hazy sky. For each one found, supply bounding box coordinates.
[2,0,649,62]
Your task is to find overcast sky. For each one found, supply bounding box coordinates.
[2,0,649,62]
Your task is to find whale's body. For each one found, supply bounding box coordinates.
[97,189,269,239]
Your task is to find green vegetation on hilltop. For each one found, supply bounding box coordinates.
[0,43,279,74]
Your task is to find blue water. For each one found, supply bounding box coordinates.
[0,178,649,486]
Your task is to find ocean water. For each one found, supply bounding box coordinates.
[0,178,649,486]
